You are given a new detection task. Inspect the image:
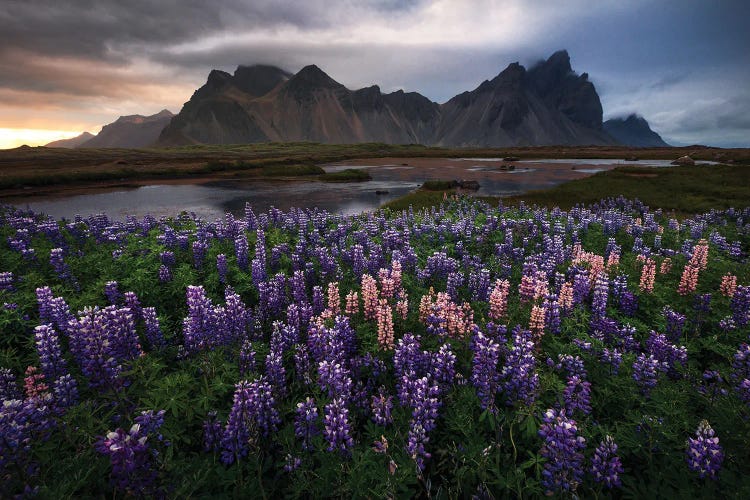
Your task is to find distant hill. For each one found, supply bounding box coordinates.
[156,50,618,147]
[604,114,670,147]
[81,110,174,148]
[44,132,94,148]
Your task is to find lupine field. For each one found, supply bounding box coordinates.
[1,196,749,498]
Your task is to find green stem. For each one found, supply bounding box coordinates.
[257,458,267,500]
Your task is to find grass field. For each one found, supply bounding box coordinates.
[2,142,748,195]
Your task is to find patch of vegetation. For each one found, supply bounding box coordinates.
[261,164,325,176]
[421,180,457,190]
[505,163,750,214]
[381,188,455,211]
[320,168,372,182]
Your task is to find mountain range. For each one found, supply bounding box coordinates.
[603,114,670,147]
[46,50,670,149]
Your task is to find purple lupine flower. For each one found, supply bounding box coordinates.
[36,286,54,324]
[500,327,539,407]
[68,306,142,391]
[51,374,78,410]
[124,292,142,321]
[235,234,249,272]
[158,264,172,282]
[251,229,267,285]
[0,367,21,401]
[104,281,121,305]
[737,378,750,406]
[403,375,441,470]
[265,349,287,398]
[563,376,592,415]
[192,240,208,269]
[284,454,302,472]
[732,343,750,405]
[142,307,166,350]
[538,408,586,495]
[547,354,588,380]
[96,413,165,497]
[544,294,561,335]
[294,397,319,450]
[632,353,666,396]
[49,247,76,284]
[663,306,686,341]
[34,324,68,382]
[182,285,214,354]
[591,435,623,489]
[646,331,687,375]
[159,250,175,267]
[323,397,354,455]
[312,286,324,315]
[371,387,393,426]
[600,348,623,374]
[239,339,256,376]
[1,396,54,477]
[216,253,228,284]
[730,286,750,327]
[221,377,281,465]
[317,360,352,399]
[431,343,456,391]
[696,370,729,401]
[202,410,222,452]
[223,287,248,343]
[591,273,609,319]
[470,330,500,412]
[293,344,312,386]
[0,272,14,292]
[686,420,724,480]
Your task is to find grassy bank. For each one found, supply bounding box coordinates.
[319,168,372,182]
[504,163,750,213]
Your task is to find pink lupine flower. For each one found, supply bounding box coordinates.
[639,258,656,294]
[488,279,510,321]
[376,299,394,350]
[345,290,360,315]
[606,250,620,269]
[529,304,546,342]
[678,264,700,295]
[558,282,574,313]
[689,239,709,271]
[720,273,737,298]
[396,295,409,320]
[24,365,48,399]
[362,274,379,320]
[660,258,672,275]
[327,281,341,317]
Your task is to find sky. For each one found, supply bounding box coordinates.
[0,0,748,148]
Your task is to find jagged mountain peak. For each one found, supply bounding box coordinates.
[285,64,345,92]
[232,64,291,97]
[604,114,670,147]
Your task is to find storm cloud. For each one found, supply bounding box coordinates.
[0,0,748,147]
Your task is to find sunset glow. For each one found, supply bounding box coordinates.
[0,128,85,150]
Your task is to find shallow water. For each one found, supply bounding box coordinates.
[7,179,418,221]
[4,158,706,221]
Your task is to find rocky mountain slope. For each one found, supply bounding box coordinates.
[604,114,670,147]
[158,50,617,147]
[81,110,174,148]
[44,132,94,148]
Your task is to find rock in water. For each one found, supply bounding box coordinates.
[671,155,695,166]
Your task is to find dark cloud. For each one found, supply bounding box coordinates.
[0,0,748,147]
